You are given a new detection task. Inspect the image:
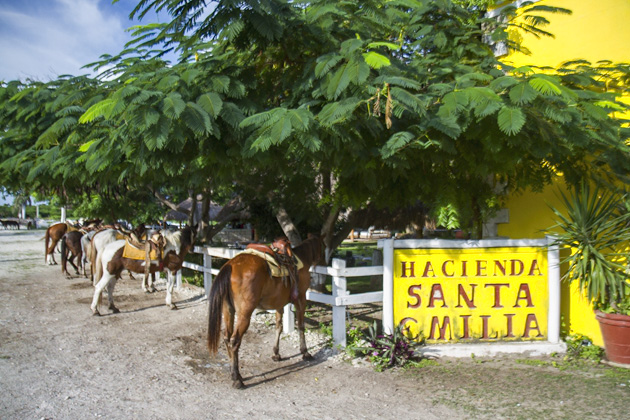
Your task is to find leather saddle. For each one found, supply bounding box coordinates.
[245,238,300,302]
[122,232,165,262]
[245,237,294,265]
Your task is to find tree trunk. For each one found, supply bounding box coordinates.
[275,206,302,246]
[204,196,245,244]
[188,191,197,228]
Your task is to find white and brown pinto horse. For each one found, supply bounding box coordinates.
[90,226,195,315]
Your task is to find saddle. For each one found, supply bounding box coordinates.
[122,232,165,263]
[243,238,302,302]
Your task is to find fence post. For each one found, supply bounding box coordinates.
[283,303,295,334]
[332,258,348,348]
[382,238,394,335]
[203,251,212,299]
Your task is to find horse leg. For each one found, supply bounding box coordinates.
[91,272,114,316]
[149,272,156,293]
[272,310,283,361]
[141,272,156,293]
[141,273,149,293]
[47,241,58,265]
[76,251,83,276]
[228,308,253,389]
[295,297,312,360]
[222,303,235,356]
[165,270,177,310]
[68,254,80,276]
[106,276,120,314]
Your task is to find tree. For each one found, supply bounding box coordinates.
[127,0,629,245]
[2,0,629,255]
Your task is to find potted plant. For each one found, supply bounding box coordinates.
[549,182,630,366]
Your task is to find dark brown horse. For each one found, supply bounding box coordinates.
[90,226,196,315]
[60,231,84,278]
[207,235,324,389]
[45,222,69,265]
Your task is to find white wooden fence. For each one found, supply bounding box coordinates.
[176,245,384,348]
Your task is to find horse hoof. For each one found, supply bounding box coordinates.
[169,304,178,310]
[302,352,313,361]
[110,307,120,314]
[232,380,245,389]
[92,310,101,317]
[272,354,282,362]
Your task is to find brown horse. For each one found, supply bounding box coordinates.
[90,226,196,315]
[60,231,84,278]
[207,235,324,389]
[45,222,69,265]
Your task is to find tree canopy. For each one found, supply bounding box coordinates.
[1,0,629,250]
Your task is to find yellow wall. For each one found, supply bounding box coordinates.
[505,0,630,68]
[495,0,630,346]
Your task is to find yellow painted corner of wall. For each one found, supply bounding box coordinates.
[562,281,604,347]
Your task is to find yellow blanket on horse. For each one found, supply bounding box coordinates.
[122,240,162,261]
[65,222,80,233]
[240,248,303,278]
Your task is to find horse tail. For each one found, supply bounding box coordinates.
[93,251,103,286]
[89,240,98,284]
[207,264,234,355]
[60,234,68,274]
[45,227,50,263]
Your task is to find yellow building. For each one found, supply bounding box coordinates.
[490,0,630,345]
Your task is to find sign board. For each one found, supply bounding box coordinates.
[380,239,561,354]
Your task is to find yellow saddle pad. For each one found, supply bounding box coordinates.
[65,222,80,233]
[122,241,161,261]
[240,248,303,277]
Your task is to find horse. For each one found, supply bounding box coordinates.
[89,226,158,289]
[60,231,84,278]
[207,235,324,389]
[90,226,195,316]
[88,228,125,285]
[1,219,20,230]
[45,222,69,264]
[80,230,97,278]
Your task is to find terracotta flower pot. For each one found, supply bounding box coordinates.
[595,310,630,366]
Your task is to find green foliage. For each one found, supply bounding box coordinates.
[319,322,333,346]
[349,321,424,371]
[564,334,604,362]
[2,0,630,250]
[549,183,630,311]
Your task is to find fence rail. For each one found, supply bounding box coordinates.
[180,245,383,347]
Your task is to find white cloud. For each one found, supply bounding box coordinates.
[0,0,133,81]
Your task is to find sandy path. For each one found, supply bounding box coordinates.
[0,230,460,419]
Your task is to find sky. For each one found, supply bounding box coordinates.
[0,0,172,206]
[0,0,168,82]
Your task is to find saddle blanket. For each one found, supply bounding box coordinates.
[240,248,303,278]
[122,241,161,261]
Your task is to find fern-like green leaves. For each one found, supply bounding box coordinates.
[497,106,526,136]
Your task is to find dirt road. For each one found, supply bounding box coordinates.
[0,230,461,419]
[1,230,629,419]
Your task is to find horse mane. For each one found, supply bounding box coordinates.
[161,226,194,254]
[161,230,182,252]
